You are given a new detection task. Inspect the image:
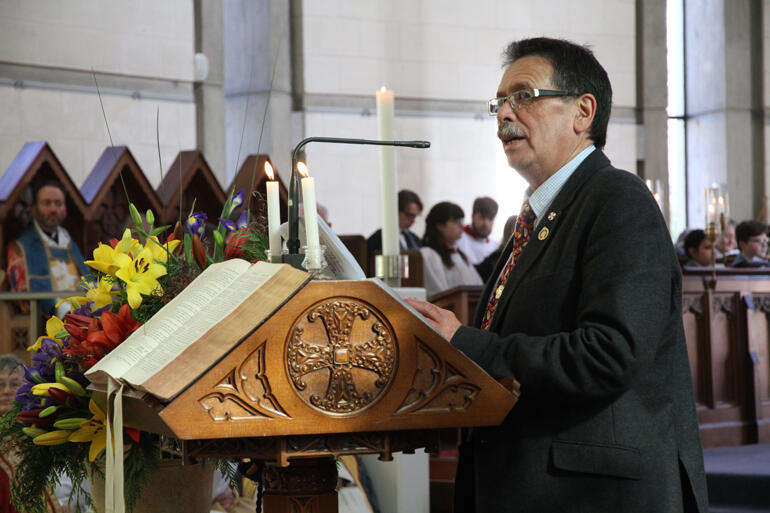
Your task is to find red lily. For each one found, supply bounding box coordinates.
[191,234,207,269]
[64,305,141,367]
[225,228,249,260]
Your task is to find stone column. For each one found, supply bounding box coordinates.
[194,0,226,184]
[685,0,764,225]
[638,0,671,224]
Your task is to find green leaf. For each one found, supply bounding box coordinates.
[149,225,171,237]
[184,232,193,265]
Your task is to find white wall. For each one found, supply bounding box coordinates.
[0,0,196,188]
[299,0,637,240]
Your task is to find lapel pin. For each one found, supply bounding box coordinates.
[538,227,550,241]
[547,211,557,221]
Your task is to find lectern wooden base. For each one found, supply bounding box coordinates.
[262,458,338,513]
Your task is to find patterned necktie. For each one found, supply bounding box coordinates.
[480,201,536,331]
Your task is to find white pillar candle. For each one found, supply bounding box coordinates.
[264,161,281,261]
[376,86,399,257]
[298,162,321,268]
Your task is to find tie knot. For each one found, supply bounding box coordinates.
[519,201,536,226]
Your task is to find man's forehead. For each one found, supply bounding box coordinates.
[37,185,65,199]
[497,55,554,95]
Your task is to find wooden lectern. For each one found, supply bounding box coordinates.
[116,279,517,513]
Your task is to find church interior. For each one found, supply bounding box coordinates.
[1,1,769,512]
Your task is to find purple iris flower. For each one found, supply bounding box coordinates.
[184,211,208,240]
[72,301,110,318]
[229,189,245,215]
[31,339,65,377]
[218,210,248,232]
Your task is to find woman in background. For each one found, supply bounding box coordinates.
[420,202,483,297]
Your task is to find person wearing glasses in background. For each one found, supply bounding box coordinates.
[366,189,423,262]
[406,37,708,512]
[729,220,770,267]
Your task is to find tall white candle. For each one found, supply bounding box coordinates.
[298,162,321,268]
[376,86,399,257]
[264,161,281,261]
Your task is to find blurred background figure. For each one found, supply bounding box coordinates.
[420,202,482,297]
[366,190,423,263]
[715,218,738,259]
[730,220,770,268]
[476,214,517,281]
[456,196,499,265]
[683,229,715,267]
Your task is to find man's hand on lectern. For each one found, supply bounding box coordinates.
[404,298,462,341]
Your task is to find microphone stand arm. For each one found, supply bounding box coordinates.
[287,137,430,256]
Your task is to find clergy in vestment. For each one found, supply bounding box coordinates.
[6,181,88,318]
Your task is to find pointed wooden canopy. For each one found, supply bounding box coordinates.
[229,154,289,224]
[0,142,88,263]
[80,146,164,251]
[156,150,226,227]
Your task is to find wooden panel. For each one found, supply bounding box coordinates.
[157,150,226,227]
[428,286,483,326]
[159,280,517,440]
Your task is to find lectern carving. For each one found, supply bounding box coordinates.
[116,279,518,513]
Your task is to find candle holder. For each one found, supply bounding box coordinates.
[302,245,332,280]
[704,184,729,289]
[374,254,409,288]
[266,249,284,264]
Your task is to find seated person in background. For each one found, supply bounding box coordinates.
[366,190,423,261]
[420,202,483,297]
[730,220,770,267]
[456,196,499,264]
[715,218,738,259]
[476,214,517,282]
[6,181,89,318]
[683,229,716,267]
[0,354,60,513]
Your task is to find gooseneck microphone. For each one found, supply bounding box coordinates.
[287,137,431,256]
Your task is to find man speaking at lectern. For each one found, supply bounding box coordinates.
[407,38,708,512]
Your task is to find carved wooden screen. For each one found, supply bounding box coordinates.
[81,146,163,253]
[156,150,226,228]
[0,142,88,268]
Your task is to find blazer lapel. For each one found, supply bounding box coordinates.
[488,149,611,332]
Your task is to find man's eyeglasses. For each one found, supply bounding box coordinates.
[487,89,574,115]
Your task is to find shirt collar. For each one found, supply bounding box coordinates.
[526,145,595,224]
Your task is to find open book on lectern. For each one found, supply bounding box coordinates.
[84,260,312,402]
[85,257,443,403]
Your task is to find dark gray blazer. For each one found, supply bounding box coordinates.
[450,150,709,513]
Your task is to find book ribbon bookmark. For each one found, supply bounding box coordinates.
[105,378,126,513]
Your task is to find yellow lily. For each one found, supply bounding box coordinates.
[68,399,107,461]
[144,236,181,264]
[85,242,122,276]
[85,229,140,275]
[114,246,167,309]
[85,276,118,309]
[29,316,65,351]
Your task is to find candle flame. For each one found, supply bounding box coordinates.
[297,161,309,178]
[264,160,275,180]
[380,86,387,93]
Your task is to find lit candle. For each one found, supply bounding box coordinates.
[298,162,321,268]
[376,86,399,257]
[264,161,281,261]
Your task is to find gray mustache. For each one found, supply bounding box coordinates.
[497,123,527,139]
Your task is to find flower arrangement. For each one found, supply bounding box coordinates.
[0,189,266,513]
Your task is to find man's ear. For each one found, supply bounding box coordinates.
[574,93,597,135]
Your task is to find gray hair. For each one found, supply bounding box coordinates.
[0,354,26,373]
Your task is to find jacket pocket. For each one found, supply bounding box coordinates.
[551,440,641,480]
